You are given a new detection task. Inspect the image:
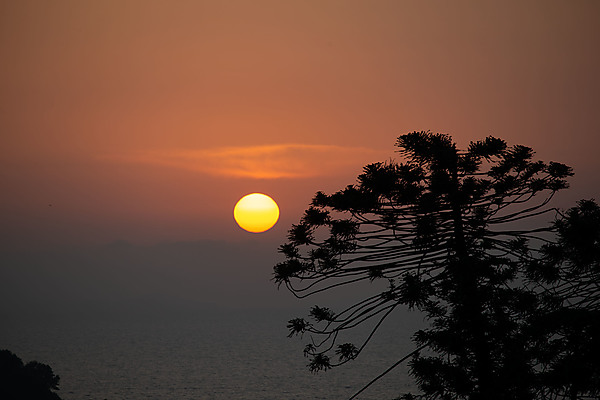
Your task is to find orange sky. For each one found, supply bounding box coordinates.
[1,0,600,250]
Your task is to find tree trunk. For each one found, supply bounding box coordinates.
[449,168,498,400]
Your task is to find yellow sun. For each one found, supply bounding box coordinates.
[234,193,280,233]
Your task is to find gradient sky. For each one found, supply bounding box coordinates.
[1,1,600,314]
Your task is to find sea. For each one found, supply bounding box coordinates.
[2,308,421,400]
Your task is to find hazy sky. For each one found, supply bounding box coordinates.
[1,1,599,314]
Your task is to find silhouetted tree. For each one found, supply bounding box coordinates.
[0,349,62,400]
[532,199,600,399]
[273,131,596,399]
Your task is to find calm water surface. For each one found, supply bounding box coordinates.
[2,308,420,399]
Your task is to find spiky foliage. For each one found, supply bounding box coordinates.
[533,199,600,399]
[274,131,577,399]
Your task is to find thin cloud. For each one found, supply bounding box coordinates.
[103,144,387,179]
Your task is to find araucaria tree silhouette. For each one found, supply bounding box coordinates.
[274,131,599,399]
[535,199,600,399]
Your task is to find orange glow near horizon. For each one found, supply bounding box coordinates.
[100,144,386,179]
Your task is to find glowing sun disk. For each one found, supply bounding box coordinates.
[234,193,279,233]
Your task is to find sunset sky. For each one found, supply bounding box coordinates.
[1,1,600,314]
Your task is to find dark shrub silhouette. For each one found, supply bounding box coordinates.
[0,349,62,400]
